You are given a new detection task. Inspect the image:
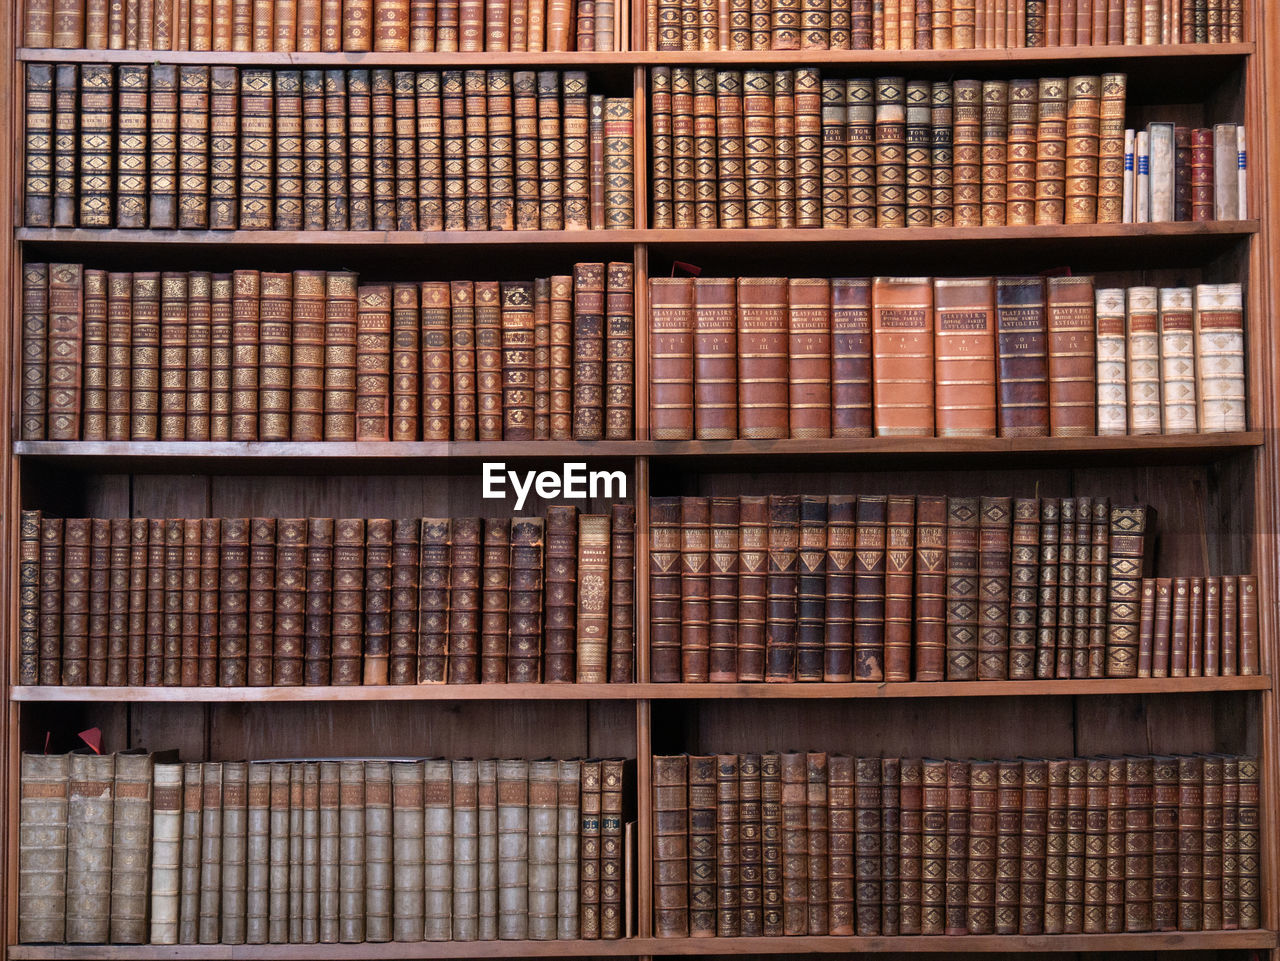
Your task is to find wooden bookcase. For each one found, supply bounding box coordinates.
[3,1,1280,958]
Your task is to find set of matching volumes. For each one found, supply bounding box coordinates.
[649,275,1246,441]
[648,0,1245,51]
[25,0,626,50]
[1125,122,1248,222]
[23,64,636,231]
[20,262,635,443]
[650,68,1239,229]
[19,505,637,687]
[19,752,633,944]
[1135,576,1259,678]
[649,492,1259,683]
[652,751,1261,937]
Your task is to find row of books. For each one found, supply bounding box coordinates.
[648,0,1245,51]
[649,276,1247,441]
[19,506,637,688]
[25,0,626,51]
[650,494,1183,683]
[1126,123,1246,223]
[23,64,636,231]
[19,752,633,945]
[651,68,1244,230]
[1136,576,1259,678]
[20,262,636,444]
[652,751,1261,937]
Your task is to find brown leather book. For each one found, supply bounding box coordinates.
[1222,754,1240,928]
[1087,498,1111,679]
[1203,576,1222,677]
[346,71,374,229]
[548,275,573,439]
[303,517,333,685]
[447,281,478,440]
[1176,755,1204,930]
[246,517,277,687]
[536,71,564,229]
[831,277,873,437]
[1221,575,1239,676]
[460,70,488,231]
[229,270,261,442]
[237,69,275,229]
[500,281,535,440]
[872,276,934,436]
[322,70,350,230]
[46,262,83,441]
[765,494,800,681]
[369,70,397,231]
[994,760,1023,935]
[107,272,134,441]
[125,519,148,687]
[20,264,48,441]
[967,760,997,934]
[821,79,848,226]
[976,496,1012,679]
[200,520,222,681]
[185,273,213,441]
[355,284,392,441]
[414,72,443,230]
[113,65,149,229]
[257,272,293,442]
[420,282,452,441]
[879,756,901,934]
[708,497,741,683]
[508,516,544,682]
[1007,497,1040,680]
[713,754,741,936]
[787,279,832,438]
[714,70,746,227]
[576,513,612,683]
[176,519,202,686]
[572,263,606,440]
[653,755,689,936]
[208,65,239,229]
[754,752,779,933]
[1018,758,1048,934]
[288,271,325,441]
[851,495,887,681]
[361,518,394,685]
[544,505,578,682]
[896,757,923,935]
[446,516,481,684]
[323,272,359,441]
[1105,504,1154,678]
[150,65,180,228]
[478,517,511,684]
[273,71,304,230]
[1044,758,1069,934]
[650,277,695,440]
[601,262,636,441]
[944,759,971,935]
[919,757,947,935]
[330,517,365,685]
[737,278,790,439]
[1034,498,1060,678]
[879,495,916,681]
[739,754,764,935]
[129,272,162,440]
[951,79,981,227]
[795,496,827,682]
[875,76,907,226]
[391,71,418,230]
[1046,275,1096,436]
[692,277,738,440]
[272,518,306,685]
[157,273,190,442]
[995,276,1049,437]
[911,495,947,681]
[944,496,980,680]
[51,64,77,228]
[19,511,42,685]
[804,753,830,934]
[37,517,64,685]
[81,270,108,442]
[1200,754,1224,930]
[300,70,326,229]
[59,518,90,686]
[607,502,635,683]
[822,496,855,682]
[934,276,996,437]
[217,517,250,686]
[416,518,449,683]
[1125,756,1155,931]
[1053,497,1078,678]
[904,79,932,226]
[737,496,768,682]
[649,497,683,683]
[778,752,808,935]
[679,497,711,682]
[852,755,881,934]
[687,753,717,935]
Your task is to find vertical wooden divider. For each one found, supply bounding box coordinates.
[4,0,20,940]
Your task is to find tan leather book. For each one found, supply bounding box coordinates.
[501,281,535,440]
[575,513,612,682]
[548,275,572,439]
[230,269,260,441]
[1046,275,1095,436]
[787,278,831,438]
[290,271,326,441]
[323,272,359,441]
[257,272,292,442]
[933,276,996,437]
[693,277,738,439]
[649,277,695,440]
[420,282,452,441]
[872,276,934,436]
[475,281,503,440]
[737,277,789,439]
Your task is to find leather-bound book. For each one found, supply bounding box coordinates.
[896,757,923,935]
[1053,497,1078,678]
[1105,504,1154,678]
[413,72,443,230]
[322,70,350,230]
[544,506,579,681]
[51,64,76,228]
[560,72,589,229]
[1019,758,1048,934]
[919,758,947,935]
[385,518,421,684]
[206,65,240,229]
[419,282,452,441]
[765,494,801,681]
[390,71,418,230]
[1238,755,1261,929]
[1221,576,1239,676]
[528,759,561,939]
[829,277,872,437]
[759,753,784,935]
[1063,75,1100,225]
[649,498,683,683]
[157,273,189,442]
[794,496,827,682]
[361,518,394,686]
[738,754,764,935]
[65,750,116,942]
[736,278,789,439]
[46,262,83,441]
[649,277,695,440]
[950,79,981,226]
[256,272,293,442]
[210,276,234,440]
[575,513,612,682]
[328,518,365,686]
[196,518,220,686]
[217,760,250,945]
[874,76,907,225]
[805,753,830,934]
[369,71,397,230]
[215,517,249,686]
[1137,578,1158,678]
[321,272,358,440]
[1087,498,1110,678]
[147,65,180,229]
[820,78,848,226]
[301,517,333,686]
[712,755,741,936]
[1175,756,1204,930]
[742,70,775,228]
[1203,576,1222,677]
[445,516,482,684]
[653,755,689,936]
[692,277,738,440]
[1007,498,1040,679]
[1033,497,1061,678]
[934,276,996,436]
[227,270,260,442]
[449,280,478,440]
[944,496,980,680]
[507,516,545,683]
[1190,127,1213,222]
[713,71,745,227]
[460,70,488,231]
[966,761,997,934]
[579,758,603,938]
[903,79,932,226]
[976,496,1012,679]
[20,264,48,441]
[105,272,133,441]
[60,518,90,685]
[177,761,204,942]
[871,276,933,436]
[37,517,62,685]
[604,261,634,440]
[850,495,887,681]
[980,80,1009,226]
[335,760,365,943]
[237,69,275,229]
[414,518,449,684]
[300,71,326,229]
[500,281,535,440]
[778,753,808,935]
[81,270,108,442]
[1033,76,1067,225]
[1082,758,1108,934]
[388,762,425,941]
[270,70,303,230]
[286,271,325,441]
[511,71,539,228]
[879,757,901,934]
[555,759,582,939]
[943,760,971,935]
[819,755,851,935]
[788,278,832,438]
[1239,574,1259,676]
[1093,287,1128,435]
[548,275,573,439]
[178,519,201,686]
[113,65,149,229]
[355,284,392,440]
[25,66,53,228]
[1194,283,1246,432]
[994,760,1023,935]
[729,496,766,682]
[1222,755,1240,928]
[1044,758,1068,933]
[926,80,953,225]
[363,761,394,942]
[536,71,564,229]
[246,518,277,687]
[106,752,153,944]
[851,755,881,934]
[17,755,64,941]
[909,495,945,681]
[479,517,511,684]
[18,511,41,685]
[1046,275,1095,436]
[679,497,711,682]
[708,497,741,682]
[184,273,213,440]
[1158,286,1198,433]
[572,263,606,439]
[994,276,1049,437]
[820,495,855,682]
[1124,756,1155,931]
[1201,755,1224,930]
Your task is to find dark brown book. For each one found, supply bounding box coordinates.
[765,494,800,681]
[851,495,887,681]
[788,499,824,684]
[944,496,980,680]
[330,518,365,685]
[370,70,396,231]
[303,517,333,685]
[548,275,573,439]
[355,284,392,441]
[653,755,689,937]
[446,516,482,684]
[1036,498,1061,679]
[604,262,634,441]
[129,272,161,440]
[649,497,683,683]
[1125,756,1155,932]
[37,517,64,685]
[852,755,881,935]
[51,64,77,228]
[995,760,1023,935]
[1222,576,1239,677]
[1044,758,1069,934]
[537,70,563,229]
[1019,758,1048,934]
[898,758,924,935]
[416,519,450,683]
[80,269,107,442]
[478,517,511,685]
[20,264,48,441]
[688,754,717,936]
[736,496,768,683]
[708,497,740,683]
[389,284,420,441]
[693,277,738,441]
[944,759,971,936]
[149,65,179,229]
[24,65,53,228]
[237,69,275,229]
[246,518,276,687]
[778,752,808,935]
[392,71,419,231]
[46,263,83,441]
[218,517,250,686]
[822,496,855,683]
[271,519,306,686]
[1009,497,1040,680]
[508,516,545,683]
[388,519,420,685]
[920,757,947,935]
[301,70,327,230]
[679,497,711,682]
[461,70,488,231]
[449,281,477,440]
[573,263,606,440]
[273,70,304,230]
[804,753,829,935]
[977,496,1012,680]
[1046,275,1096,436]
[19,511,42,685]
[323,70,350,230]
[159,273,190,442]
[1053,497,1078,679]
[59,518,90,686]
[346,70,374,230]
[911,495,947,681]
[649,277,694,440]
[414,72,444,231]
[967,760,997,935]
[995,276,1050,437]
[1105,504,1155,678]
[500,281,535,440]
[831,277,873,437]
[113,65,149,229]
[543,505,578,682]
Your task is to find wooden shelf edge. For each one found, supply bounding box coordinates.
[15,41,1254,66]
[11,676,1269,702]
[12,432,1265,462]
[14,221,1259,246]
[7,930,1277,958]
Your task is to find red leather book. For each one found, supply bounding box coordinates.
[649,277,695,440]
[1203,576,1221,677]
[995,760,1023,935]
[831,277,872,437]
[737,496,768,682]
[787,278,832,438]
[934,276,996,437]
[795,496,827,682]
[679,497,711,682]
[822,495,855,682]
[693,277,738,440]
[708,497,740,683]
[1238,575,1259,676]
[872,276,934,436]
[1188,578,1205,678]
[736,278,790,439]
[649,497,683,683]
[1046,275,1096,436]
[765,495,800,681]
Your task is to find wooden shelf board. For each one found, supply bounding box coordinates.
[15,41,1254,66]
[7,930,1277,958]
[12,676,1269,702]
[14,220,1259,248]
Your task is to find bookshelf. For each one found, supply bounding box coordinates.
[4,0,1279,954]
